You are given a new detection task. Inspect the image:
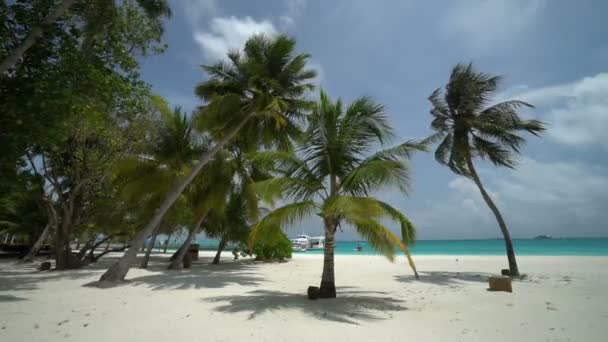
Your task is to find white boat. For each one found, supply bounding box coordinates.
[290,234,325,251]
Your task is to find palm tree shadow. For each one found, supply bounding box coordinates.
[395,271,490,286]
[204,288,408,325]
[127,261,266,290]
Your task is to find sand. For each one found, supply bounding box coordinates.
[1,252,607,341]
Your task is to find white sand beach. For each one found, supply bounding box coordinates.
[1,253,607,342]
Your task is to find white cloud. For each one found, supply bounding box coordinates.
[413,157,608,238]
[193,16,278,61]
[501,73,608,149]
[441,0,546,50]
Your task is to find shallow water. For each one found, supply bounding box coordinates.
[191,238,608,256]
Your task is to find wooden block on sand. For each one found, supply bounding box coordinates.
[488,276,512,293]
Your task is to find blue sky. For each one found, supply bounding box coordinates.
[140,0,608,240]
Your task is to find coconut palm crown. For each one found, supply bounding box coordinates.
[250,90,423,298]
[427,63,546,276]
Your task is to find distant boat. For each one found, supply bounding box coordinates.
[534,235,552,240]
[289,235,325,252]
[354,243,363,252]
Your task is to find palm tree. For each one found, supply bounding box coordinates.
[205,190,255,265]
[426,63,546,276]
[0,0,172,74]
[98,34,316,283]
[250,90,421,298]
[108,102,197,268]
[167,149,236,270]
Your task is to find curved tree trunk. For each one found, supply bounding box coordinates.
[212,238,227,265]
[319,218,337,298]
[21,223,52,262]
[99,116,253,284]
[466,157,520,276]
[168,214,205,270]
[76,234,98,261]
[92,245,131,263]
[0,0,76,74]
[140,226,161,269]
[88,235,115,261]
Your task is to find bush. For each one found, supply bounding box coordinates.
[252,232,292,262]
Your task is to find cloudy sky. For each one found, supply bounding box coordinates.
[139,0,608,240]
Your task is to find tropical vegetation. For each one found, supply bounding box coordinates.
[250,90,421,297]
[1,1,548,302]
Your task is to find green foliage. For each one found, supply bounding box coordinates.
[427,62,546,177]
[251,90,420,271]
[251,231,292,262]
[0,0,170,253]
[195,34,317,152]
[0,172,46,242]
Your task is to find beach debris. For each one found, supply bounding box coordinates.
[34,323,39,329]
[501,269,510,276]
[545,301,557,311]
[488,276,512,292]
[83,323,89,328]
[57,319,69,326]
[39,262,51,271]
[307,286,320,300]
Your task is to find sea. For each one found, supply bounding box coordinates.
[191,238,608,256]
[313,238,608,256]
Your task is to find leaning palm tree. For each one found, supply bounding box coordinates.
[250,90,421,298]
[98,34,316,283]
[167,149,235,270]
[426,63,545,276]
[112,104,197,268]
[0,0,172,74]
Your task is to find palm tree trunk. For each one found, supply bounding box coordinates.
[21,223,52,262]
[140,226,161,269]
[466,157,520,276]
[76,234,98,261]
[168,214,205,270]
[212,238,227,265]
[0,0,76,74]
[163,235,170,253]
[319,218,337,298]
[98,115,253,284]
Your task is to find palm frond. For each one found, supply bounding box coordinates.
[375,201,416,245]
[249,200,318,246]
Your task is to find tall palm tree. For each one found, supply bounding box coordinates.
[98,34,316,283]
[0,0,172,74]
[426,63,546,276]
[250,90,421,298]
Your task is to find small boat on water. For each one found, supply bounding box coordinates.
[354,243,363,252]
[290,235,325,252]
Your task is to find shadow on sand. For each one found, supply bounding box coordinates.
[395,271,491,286]
[0,265,101,292]
[127,260,266,290]
[204,287,408,325]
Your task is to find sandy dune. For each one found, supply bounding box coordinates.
[1,253,607,341]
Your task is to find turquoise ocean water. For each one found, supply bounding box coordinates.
[319,238,608,256]
[193,238,608,256]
